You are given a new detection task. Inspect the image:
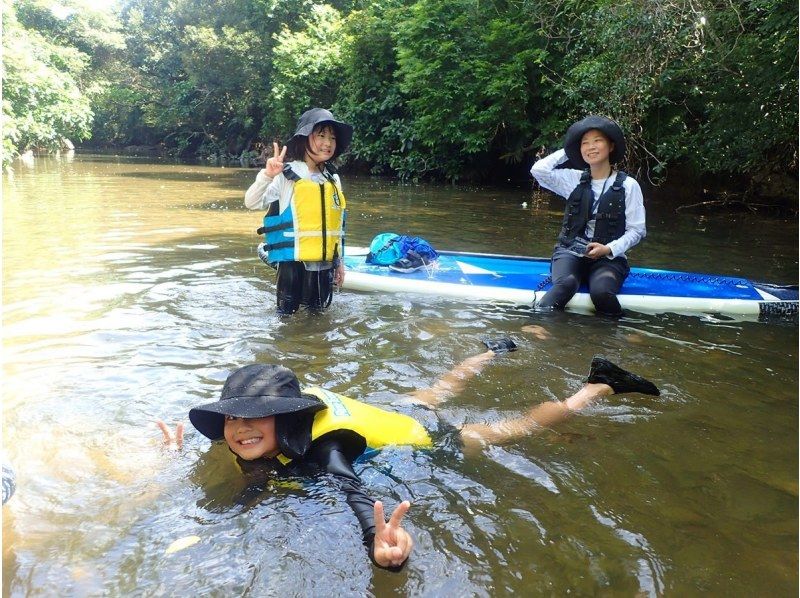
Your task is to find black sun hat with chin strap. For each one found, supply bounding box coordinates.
[563,115,626,169]
[189,364,326,441]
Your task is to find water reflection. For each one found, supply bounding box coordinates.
[2,155,797,596]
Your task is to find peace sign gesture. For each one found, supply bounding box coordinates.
[156,420,184,450]
[265,142,287,178]
[372,500,414,568]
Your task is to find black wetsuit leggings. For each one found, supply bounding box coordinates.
[538,247,630,316]
[276,261,334,314]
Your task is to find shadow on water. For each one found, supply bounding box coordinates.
[2,155,797,596]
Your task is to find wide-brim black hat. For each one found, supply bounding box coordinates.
[563,115,626,169]
[189,364,326,441]
[289,108,353,159]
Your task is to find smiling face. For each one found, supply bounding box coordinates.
[580,129,614,170]
[304,124,337,167]
[223,415,280,461]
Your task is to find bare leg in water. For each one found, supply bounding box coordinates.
[407,343,658,454]
[458,382,612,452]
[408,350,498,407]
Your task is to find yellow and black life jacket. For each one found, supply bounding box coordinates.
[276,387,432,465]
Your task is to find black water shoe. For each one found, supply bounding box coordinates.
[587,357,660,396]
[390,250,431,273]
[482,338,518,354]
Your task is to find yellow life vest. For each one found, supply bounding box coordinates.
[263,171,347,263]
[276,387,432,465]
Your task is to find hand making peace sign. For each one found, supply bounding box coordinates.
[157,420,184,450]
[372,500,414,568]
[264,142,287,178]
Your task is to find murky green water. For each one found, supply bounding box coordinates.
[2,154,797,596]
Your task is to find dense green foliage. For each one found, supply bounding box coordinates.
[3,0,797,195]
[2,0,122,163]
[537,0,799,187]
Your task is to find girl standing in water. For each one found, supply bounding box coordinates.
[245,108,352,314]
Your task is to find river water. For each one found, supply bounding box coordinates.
[2,154,797,596]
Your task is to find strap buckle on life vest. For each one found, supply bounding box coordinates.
[321,169,341,208]
[257,220,292,236]
[282,164,301,181]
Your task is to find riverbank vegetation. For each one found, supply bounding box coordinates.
[3,0,797,202]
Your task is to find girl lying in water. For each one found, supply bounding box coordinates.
[159,339,660,570]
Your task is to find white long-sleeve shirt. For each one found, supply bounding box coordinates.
[530,149,646,259]
[244,160,344,211]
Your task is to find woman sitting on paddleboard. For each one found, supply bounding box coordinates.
[530,116,647,316]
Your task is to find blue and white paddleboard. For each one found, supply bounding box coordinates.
[340,247,798,319]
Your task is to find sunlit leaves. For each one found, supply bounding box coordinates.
[533,0,798,184]
[268,4,348,138]
[7,0,795,194]
[2,0,93,163]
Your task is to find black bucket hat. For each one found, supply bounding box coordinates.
[189,364,326,441]
[563,115,626,169]
[289,108,353,159]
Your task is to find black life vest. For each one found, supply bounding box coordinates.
[557,170,627,247]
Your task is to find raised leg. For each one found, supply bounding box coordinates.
[408,350,496,407]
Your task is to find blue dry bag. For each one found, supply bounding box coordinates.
[398,236,439,263]
[365,232,438,266]
[366,233,404,265]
